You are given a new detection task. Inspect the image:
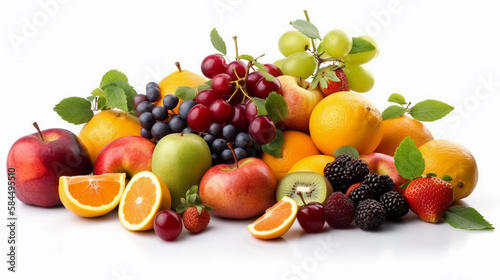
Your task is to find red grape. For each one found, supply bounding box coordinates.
[211,73,234,96]
[248,115,276,145]
[133,94,148,110]
[209,99,232,124]
[264,63,283,77]
[254,77,281,99]
[187,104,212,132]
[194,89,222,107]
[229,104,248,131]
[154,210,183,241]
[201,54,227,79]
[297,202,325,233]
[245,71,264,96]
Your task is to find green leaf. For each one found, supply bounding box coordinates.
[319,77,328,89]
[382,105,406,120]
[91,88,105,97]
[197,84,211,92]
[106,80,137,112]
[237,54,254,61]
[204,79,212,87]
[104,86,128,111]
[174,86,197,101]
[388,93,407,105]
[394,137,425,180]
[265,92,288,123]
[348,37,376,54]
[310,75,321,89]
[290,19,321,39]
[441,174,453,181]
[53,97,94,125]
[262,129,284,158]
[97,97,107,110]
[253,62,275,82]
[333,146,359,159]
[444,206,494,230]
[409,99,454,122]
[100,69,128,88]
[325,70,340,82]
[425,173,438,177]
[210,28,227,55]
[86,96,97,102]
[252,97,267,116]
[398,181,410,190]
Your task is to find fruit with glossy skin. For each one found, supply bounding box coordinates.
[93,136,155,179]
[6,123,93,207]
[182,207,211,233]
[277,75,323,132]
[154,210,183,241]
[322,29,352,58]
[319,68,350,97]
[152,133,212,209]
[360,152,408,195]
[201,54,228,79]
[278,30,310,57]
[404,176,454,223]
[281,52,317,79]
[199,157,277,219]
[343,35,379,65]
[297,201,325,233]
[343,64,374,93]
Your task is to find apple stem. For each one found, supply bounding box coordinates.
[33,122,45,142]
[175,61,183,72]
[233,36,239,60]
[227,142,239,168]
[297,192,307,207]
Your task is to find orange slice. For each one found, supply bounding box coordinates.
[118,171,171,231]
[248,196,298,239]
[59,173,126,218]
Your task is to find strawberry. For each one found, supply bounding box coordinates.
[404,176,454,223]
[318,68,349,96]
[176,185,213,233]
[182,207,211,233]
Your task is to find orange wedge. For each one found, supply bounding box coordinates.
[59,173,126,218]
[248,196,298,240]
[118,171,171,231]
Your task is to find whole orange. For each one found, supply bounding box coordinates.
[419,139,478,201]
[261,130,320,182]
[79,110,142,163]
[309,91,383,155]
[375,115,434,156]
[288,154,335,175]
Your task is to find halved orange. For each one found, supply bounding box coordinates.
[248,196,298,240]
[59,173,126,218]
[118,171,171,231]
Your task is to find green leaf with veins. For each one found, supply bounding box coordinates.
[409,100,454,122]
[210,28,227,55]
[53,97,94,125]
[290,19,321,39]
[393,137,425,180]
[100,69,128,88]
[382,105,406,120]
[262,129,284,158]
[265,92,287,123]
[387,93,407,105]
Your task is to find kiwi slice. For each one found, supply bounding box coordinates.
[276,172,333,206]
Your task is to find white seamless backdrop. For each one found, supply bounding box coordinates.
[1,1,499,279]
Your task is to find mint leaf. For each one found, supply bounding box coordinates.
[106,80,137,112]
[394,137,425,180]
[253,62,275,82]
[290,19,321,39]
[210,28,226,55]
[174,86,197,101]
[100,69,128,88]
[444,206,494,230]
[104,86,128,111]
[252,97,267,116]
[91,88,105,97]
[333,146,359,159]
[348,37,376,54]
[382,105,406,120]
[409,99,454,122]
[53,97,94,125]
[388,93,407,105]
[262,129,284,158]
[265,92,287,123]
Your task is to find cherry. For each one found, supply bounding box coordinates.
[194,89,222,107]
[201,54,227,79]
[245,100,258,122]
[296,193,325,233]
[226,60,247,81]
[245,71,264,96]
[254,77,281,99]
[248,115,276,145]
[264,63,283,77]
[209,99,232,124]
[154,210,183,241]
[229,104,248,132]
[211,73,235,96]
[187,104,212,132]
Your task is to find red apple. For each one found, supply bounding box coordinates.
[199,157,277,219]
[360,152,408,195]
[94,136,155,179]
[6,123,93,207]
[277,75,323,133]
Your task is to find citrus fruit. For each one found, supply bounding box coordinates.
[375,115,434,156]
[156,63,207,114]
[79,110,142,163]
[118,171,171,231]
[418,140,478,201]
[247,196,298,239]
[261,130,320,181]
[59,173,126,218]
[288,155,335,175]
[309,91,383,155]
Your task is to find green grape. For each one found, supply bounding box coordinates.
[278,30,311,57]
[273,58,285,70]
[281,52,317,80]
[343,64,374,93]
[343,35,379,65]
[322,29,352,59]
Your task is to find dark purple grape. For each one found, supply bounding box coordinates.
[222,124,237,139]
[163,95,179,110]
[179,100,196,120]
[133,94,148,110]
[168,115,187,133]
[139,112,155,130]
[212,138,227,154]
[208,122,222,137]
[203,134,216,147]
[146,81,159,90]
[221,149,234,163]
[234,147,246,160]
[141,127,153,139]
[136,101,154,115]
[235,132,252,149]
[151,121,170,140]
[146,86,161,102]
[152,106,168,121]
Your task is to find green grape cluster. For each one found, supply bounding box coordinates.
[274,12,380,93]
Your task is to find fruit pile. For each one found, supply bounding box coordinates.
[6,11,493,243]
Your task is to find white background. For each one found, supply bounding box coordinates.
[1,0,500,279]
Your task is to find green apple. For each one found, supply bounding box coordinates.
[152,133,212,209]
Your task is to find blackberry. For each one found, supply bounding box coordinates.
[354,199,386,230]
[324,192,355,228]
[361,173,394,199]
[379,191,409,220]
[323,155,369,193]
[348,184,375,206]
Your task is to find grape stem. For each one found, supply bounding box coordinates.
[33,122,45,142]
[303,10,317,53]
